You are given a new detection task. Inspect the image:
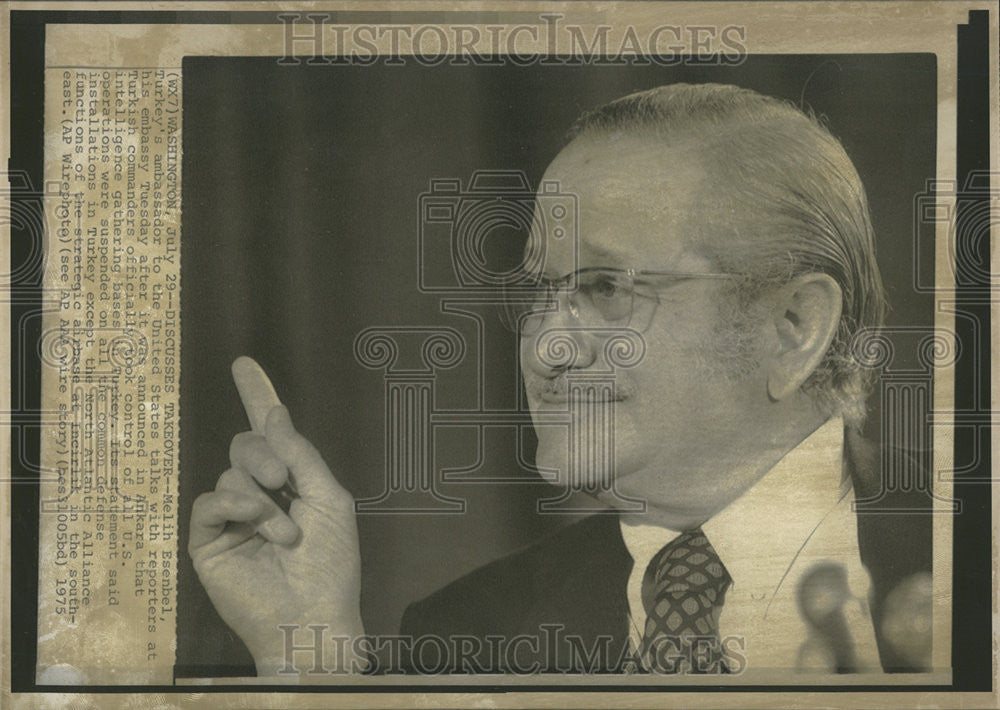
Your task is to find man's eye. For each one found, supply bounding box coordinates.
[587,276,627,301]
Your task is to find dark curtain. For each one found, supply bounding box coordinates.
[177,54,936,675]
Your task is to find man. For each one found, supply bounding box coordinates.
[188,83,931,678]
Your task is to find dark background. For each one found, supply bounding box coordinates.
[177,54,937,676]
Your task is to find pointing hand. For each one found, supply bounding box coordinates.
[189,357,365,676]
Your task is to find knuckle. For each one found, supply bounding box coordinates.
[216,468,242,490]
[191,492,213,518]
[229,430,262,462]
[261,459,287,485]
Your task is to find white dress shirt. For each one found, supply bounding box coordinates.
[619,417,882,673]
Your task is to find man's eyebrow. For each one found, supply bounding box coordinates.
[579,240,629,268]
[521,236,632,276]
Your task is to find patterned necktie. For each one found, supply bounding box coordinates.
[640,528,732,674]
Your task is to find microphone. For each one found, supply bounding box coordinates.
[879,571,932,671]
[795,562,857,673]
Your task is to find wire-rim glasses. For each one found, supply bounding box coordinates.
[501,267,736,335]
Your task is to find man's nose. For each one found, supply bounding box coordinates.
[521,298,599,377]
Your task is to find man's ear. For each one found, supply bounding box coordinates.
[765,272,842,402]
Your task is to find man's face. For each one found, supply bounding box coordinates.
[520,133,774,519]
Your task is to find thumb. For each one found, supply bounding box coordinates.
[264,405,350,508]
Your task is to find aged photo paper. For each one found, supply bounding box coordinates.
[3,1,998,708]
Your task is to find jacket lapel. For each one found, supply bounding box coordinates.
[516,513,634,671]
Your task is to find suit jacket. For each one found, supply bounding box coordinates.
[396,431,933,674]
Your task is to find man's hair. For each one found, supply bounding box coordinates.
[567,83,887,428]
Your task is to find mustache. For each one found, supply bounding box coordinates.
[523,372,635,402]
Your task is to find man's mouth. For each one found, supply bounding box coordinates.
[528,376,630,404]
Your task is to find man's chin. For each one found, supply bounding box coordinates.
[534,436,640,491]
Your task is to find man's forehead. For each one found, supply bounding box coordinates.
[545,132,709,192]
[529,133,716,269]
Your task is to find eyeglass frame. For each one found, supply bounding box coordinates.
[502,266,740,335]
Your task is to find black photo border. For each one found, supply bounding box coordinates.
[7,6,992,695]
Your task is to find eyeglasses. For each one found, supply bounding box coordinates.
[501,267,736,335]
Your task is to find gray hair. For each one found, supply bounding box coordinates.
[567,83,887,428]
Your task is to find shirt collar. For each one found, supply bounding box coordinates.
[701,416,848,592]
[619,417,848,591]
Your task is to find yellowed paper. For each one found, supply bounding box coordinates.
[3,2,998,709]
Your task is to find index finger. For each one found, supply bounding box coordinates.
[232,356,282,433]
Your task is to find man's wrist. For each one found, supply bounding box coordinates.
[252,617,369,678]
